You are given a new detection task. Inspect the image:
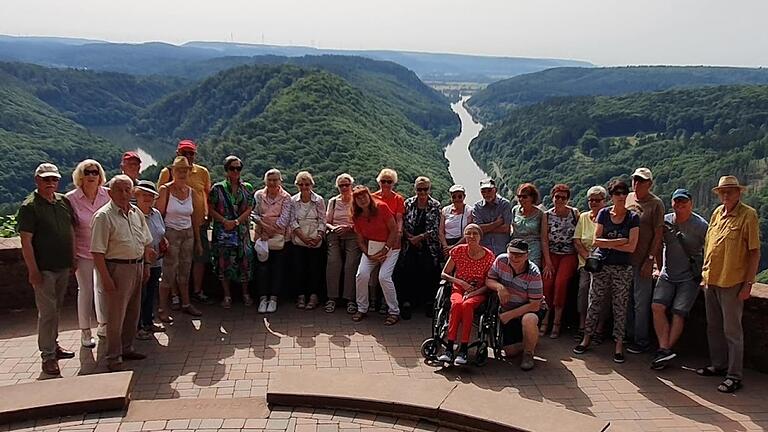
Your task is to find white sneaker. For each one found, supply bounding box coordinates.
[81,329,96,348]
[96,323,107,338]
[266,297,278,313]
[258,296,268,314]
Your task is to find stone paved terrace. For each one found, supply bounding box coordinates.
[1,304,767,432]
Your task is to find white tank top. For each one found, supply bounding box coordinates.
[165,186,193,230]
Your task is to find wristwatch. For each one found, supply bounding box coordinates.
[234,219,240,226]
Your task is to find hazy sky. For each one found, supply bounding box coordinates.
[3,0,767,66]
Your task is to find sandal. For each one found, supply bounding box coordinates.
[384,314,400,326]
[717,378,742,393]
[324,299,336,313]
[352,311,367,322]
[696,366,727,377]
[549,322,561,339]
[243,294,254,307]
[346,302,358,314]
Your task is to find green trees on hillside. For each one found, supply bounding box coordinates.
[470,85,768,266]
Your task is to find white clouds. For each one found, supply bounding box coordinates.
[2,0,766,66]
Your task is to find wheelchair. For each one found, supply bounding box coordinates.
[420,280,502,366]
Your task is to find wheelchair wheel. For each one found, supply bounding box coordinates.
[421,338,440,360]
[475,342,488,366]
[434,306,447,339]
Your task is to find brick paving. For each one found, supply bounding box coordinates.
[1,304,767,431]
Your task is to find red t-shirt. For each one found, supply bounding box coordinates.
[372,190,405,215]
[354,200,394,242]
[449,244,496,293]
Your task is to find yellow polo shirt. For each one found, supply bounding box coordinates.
[702,201,760,287]
[158,164,211,228]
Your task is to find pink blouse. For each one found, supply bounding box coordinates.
[66,187,110,259]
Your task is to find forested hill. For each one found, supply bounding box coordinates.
[0,83,121,209]
[469,85,768,266]
[186,68,454,200]
[149,55,458,141]
[0,62,187,126]
[468,66,768,122]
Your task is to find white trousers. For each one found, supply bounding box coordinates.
[356,249,400,314]
[75,258,107,329]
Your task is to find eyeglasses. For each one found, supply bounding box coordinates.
[180,151,196,157]
[84,169,100,176]
[516,194,530,199]
[553,195,568,201]
[632,176,649,183]
[338,183,351,188]
[416,187,430,192]
[379,179,393,184]
[227,166,242,172]
[611,191,629,196]
[41,177,60,183]
[508,251,527,257]
[588,198,605,203]
[297,183,312,187]
[451,193,464,199]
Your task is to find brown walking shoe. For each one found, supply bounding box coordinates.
[42,359,60,375]
[55,346,75,359]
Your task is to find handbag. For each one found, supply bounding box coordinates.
[254,224,285,251]
[584,251,604,273]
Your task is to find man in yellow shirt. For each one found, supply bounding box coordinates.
[158,140,213,305]
[699,175,760,393]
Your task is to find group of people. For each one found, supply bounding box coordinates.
[18,140,759,393]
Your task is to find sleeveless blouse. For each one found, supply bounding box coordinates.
[165,186,193,230]
[546,207,578,254]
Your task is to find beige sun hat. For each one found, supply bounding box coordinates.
[169,156,192,170]
[712,175,747,193]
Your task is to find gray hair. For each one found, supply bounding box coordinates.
[264,168,283,182]
[110,174,133,189]
[414,176,431,187]
[587,185,608,199]
[223,155,242,169]
[335,173,354,187]
[294,170,315,186]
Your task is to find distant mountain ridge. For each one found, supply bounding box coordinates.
[0,35,592,83]
[469,66,768,122]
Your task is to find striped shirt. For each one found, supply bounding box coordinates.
[488,254,545,311]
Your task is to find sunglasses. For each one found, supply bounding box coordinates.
[338,183,352,188]
[553,195,568,201]
[451,193,464,199]
[588,198,605,203]
[516,194,530,199]
[41,177,60,183]
[379,179,393,184]
[612,190,629,196]
[416,187,430,192]
[84,169,100,176]
[227,166,242,172]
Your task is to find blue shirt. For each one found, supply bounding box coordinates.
[471,195,512,256]
[145,208,165,268]
[595,207,640,266]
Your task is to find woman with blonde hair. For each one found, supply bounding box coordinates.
[156,156,202,321]
[66,159,110,347]
[325,173,362,313]
[291,171,326,310]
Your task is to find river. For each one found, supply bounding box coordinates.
[444,95,487,204]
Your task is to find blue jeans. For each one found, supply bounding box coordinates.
[627,267,654,347]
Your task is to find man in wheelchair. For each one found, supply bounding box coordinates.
[486,239,547,371]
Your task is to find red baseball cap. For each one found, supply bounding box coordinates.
[177,140,197,152]
[122,151,141,162]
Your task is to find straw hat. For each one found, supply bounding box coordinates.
[169,156,192,170]
[712,175,747,193]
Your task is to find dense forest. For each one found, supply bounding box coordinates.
[470,85,768,267]
[138,55,458,142]
[0,62,187,125]
[0,83,121,210]
[138,66,454,200]
[468,66,768,122]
